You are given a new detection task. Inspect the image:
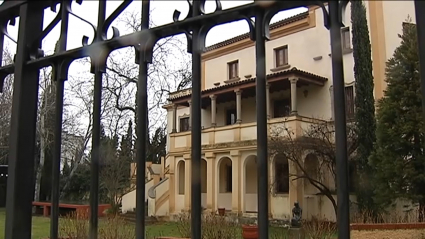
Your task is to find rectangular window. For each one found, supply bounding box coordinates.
[276,161,289,193]
[345,86,355,119]
[274,45,288,67]
[341,27,351,50]
[179,117,190,132]
[273,99,291,118]
[226,165,232,192]
[226,108,237,125]
[228,61,239,79]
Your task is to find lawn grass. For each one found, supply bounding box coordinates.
[0,209,322,239]
[0,209,51,239]
[0,208,183,239]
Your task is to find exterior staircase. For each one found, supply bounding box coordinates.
[119,211,158,224]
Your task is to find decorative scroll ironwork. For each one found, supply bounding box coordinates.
[0,19,17,44]
[319,0,349,29]
[1,0,425,239]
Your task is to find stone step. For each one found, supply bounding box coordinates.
[119,212,157,224]
[121,216,157,224]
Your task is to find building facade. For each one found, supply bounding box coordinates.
[122,1,417,221]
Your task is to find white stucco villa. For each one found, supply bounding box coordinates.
[122,1,417,221]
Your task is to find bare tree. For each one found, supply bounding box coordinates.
[99,147,136,214]
[269,119,357,217]
[0,47,14,164]
[59,68,129,198]
[103,10,192,132]
[34,68,54,202]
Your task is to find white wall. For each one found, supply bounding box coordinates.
[153,178,170,216]
[166,1,417,139]
[382,1,416,61]
[202,5,362,123]
[122,179,154,213]
[271,196,291,219]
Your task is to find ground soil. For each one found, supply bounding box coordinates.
[351,229,425,239]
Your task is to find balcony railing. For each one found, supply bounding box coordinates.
[169,115,321,150]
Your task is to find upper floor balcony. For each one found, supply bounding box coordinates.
[165,68,336,152]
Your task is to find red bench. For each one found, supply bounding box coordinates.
[32,202,111,218]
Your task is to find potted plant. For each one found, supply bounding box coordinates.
[241,224,258,239]
[218,207,226,216]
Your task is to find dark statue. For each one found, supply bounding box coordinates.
[291,202,302,227]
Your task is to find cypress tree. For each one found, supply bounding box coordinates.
[370,21,425,221]
[351,0,377,215]
[119,120,133,181]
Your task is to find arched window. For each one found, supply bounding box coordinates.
[177,161,185,195]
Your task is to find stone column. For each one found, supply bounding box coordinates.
[169,156,176,213]
[266,84,271,119]
[235,89,242,123]
[205,152,216,211]
[188,100,192,129]
[184,154,191,211]
[230,150,242,214]
[172,104,177,133]
[210,95,217,127]
[290,78,298,115]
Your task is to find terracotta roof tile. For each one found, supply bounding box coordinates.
[204,11,309,52]
[169,67,328,101]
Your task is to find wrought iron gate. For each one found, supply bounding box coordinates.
[0,1,425,239]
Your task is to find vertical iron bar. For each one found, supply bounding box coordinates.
[415,1,425,117]
[50,2,69,239]
[5,2,44,239]
[90,1,106,238]
[135,1,150,238]
[329,1,350,238]
[89,60,102,239]
[191,1,202,239]
[255,10,269,239]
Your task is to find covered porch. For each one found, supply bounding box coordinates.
[172,147,330,219]
[168,67,328,133]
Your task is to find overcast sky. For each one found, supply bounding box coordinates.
[2,1,307,55]
[0,1,307,139]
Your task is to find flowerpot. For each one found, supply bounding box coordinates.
[218,207,225,216]
[241,224,258,239]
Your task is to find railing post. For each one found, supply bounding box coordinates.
[191,1,202,238]
[135,1,151,239]
[328,1,350,238]
[255,9,269,239]
[90,1,107,238]
[5,2,44,239]
[50,2,70,239]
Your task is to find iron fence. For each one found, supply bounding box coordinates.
[0,0,424,239]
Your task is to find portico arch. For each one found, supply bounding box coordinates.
[177,160,185,195]
[217,156,232,210]
[244,155,257,212]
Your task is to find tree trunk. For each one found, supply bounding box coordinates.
[419,200,425,222]
[324,192,338,219]
[59,136,90,199]
[33,103,46,214]
[34,108,45,203]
